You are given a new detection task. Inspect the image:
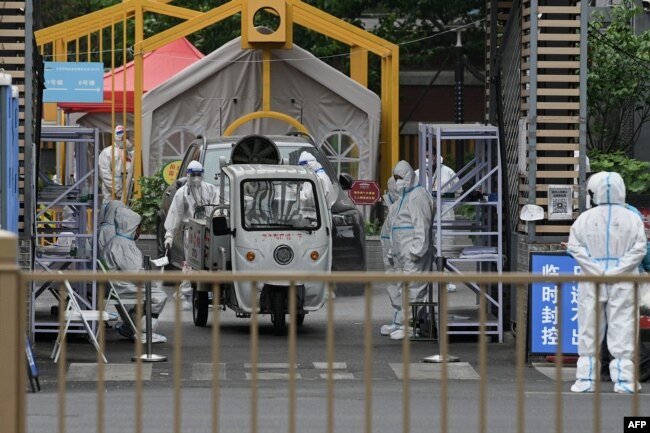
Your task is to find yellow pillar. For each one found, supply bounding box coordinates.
[350,45,368,87]
[133,1,144,198]
[0,231,25,433]
[263,48,271,111]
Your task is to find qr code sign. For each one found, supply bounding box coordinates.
[551,198,566,214]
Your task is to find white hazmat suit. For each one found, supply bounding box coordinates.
[567,171,647,393]
[164,161,220,306]
[98,125,133,204]
[390,161,433,340]
[416,156,460,249]
[104,207,169,343]
[298,151,335,208]
[380,176,402,336]
[97,200,125,261]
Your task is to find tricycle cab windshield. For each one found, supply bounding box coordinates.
[241,179,321,231]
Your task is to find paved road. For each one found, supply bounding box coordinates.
[28,286,649,433]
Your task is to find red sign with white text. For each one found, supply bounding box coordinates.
[348,180,381,205]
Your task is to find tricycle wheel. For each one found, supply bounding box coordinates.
[297,313,305,326]
[193,286,209,327]
[272,288,287,336]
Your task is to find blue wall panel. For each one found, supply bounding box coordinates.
[1,82,19,233]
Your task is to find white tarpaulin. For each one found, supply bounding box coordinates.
[141,36,381,180]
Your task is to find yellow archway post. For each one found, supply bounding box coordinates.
[133,0,144,199]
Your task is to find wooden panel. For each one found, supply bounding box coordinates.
[537,129,579,137]
[539,33,581,42]
[535,170,579,178]
[537,88,580,96]
[519,197,578,207]
[536,157,578,164]
[5,70,24,78]
[539,19,580,28]
[538,60,580,68]
[0,42,25,50]
[538,6,580,14]
[524,33,581,43]
[0,15,25,23]
[0,30,25,37]
[0,57,26,65]
[537,102,580,110]
[537,115,580,123]
[0,15,25,24]
[536,143,579,151]
[520,184,579,192]
[0,2,27,8]
[536,75,580,83]
[534,225,571,234]
[538,47,580,55]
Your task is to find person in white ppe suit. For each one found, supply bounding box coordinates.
[98,125,133,204]
[567,171,647,393]
[164,160,220,309]
[104,207,169,343]
[390,160,433,340]
[380,176,402,336]
[97,200,125,261]
[298,151,335,208]
[416,153,460,291]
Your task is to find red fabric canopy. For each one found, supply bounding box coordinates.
[58,38,204,113]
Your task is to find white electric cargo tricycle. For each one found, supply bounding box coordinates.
[186,137,332,335]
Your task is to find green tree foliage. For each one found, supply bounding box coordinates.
[589,151,650,194]
[37,0,485,93]
[130,171,168,233]
[587,0,650,153]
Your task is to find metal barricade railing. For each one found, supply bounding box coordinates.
[2,259,650,433]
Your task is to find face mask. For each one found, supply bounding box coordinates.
[115,133,124,142]
[395,179,408,191]
[190,176,203,188]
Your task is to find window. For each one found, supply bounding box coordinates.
[320,130,361,179]
[241,179,320,231]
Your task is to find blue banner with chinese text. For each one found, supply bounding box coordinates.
[529,253,581,355]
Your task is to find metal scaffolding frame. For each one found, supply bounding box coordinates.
[31,126,99,337]
[419,123,503,342]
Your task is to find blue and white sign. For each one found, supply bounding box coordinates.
[529,252,581,355]
[43,62,104,103]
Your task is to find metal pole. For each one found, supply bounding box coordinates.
[454,29,465,169]
[132,255,166,362]
[423,255,459,363]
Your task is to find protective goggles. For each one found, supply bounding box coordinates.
[187,170,204,177]
[298,160,309,166]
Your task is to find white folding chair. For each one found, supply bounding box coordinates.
[51,278,110,363]
[97,259,137,336]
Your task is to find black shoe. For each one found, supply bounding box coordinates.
[116,323,135,339]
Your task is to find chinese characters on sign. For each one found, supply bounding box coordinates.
[348,180,380,205]
[547,185,573,220]
[529,253,581,355]
[43,62,104,103]
[162,160,182,185]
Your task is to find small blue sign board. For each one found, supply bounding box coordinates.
[43,62,104,103]
[528,252,581,355]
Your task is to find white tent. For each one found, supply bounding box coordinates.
[141,36,381,180]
